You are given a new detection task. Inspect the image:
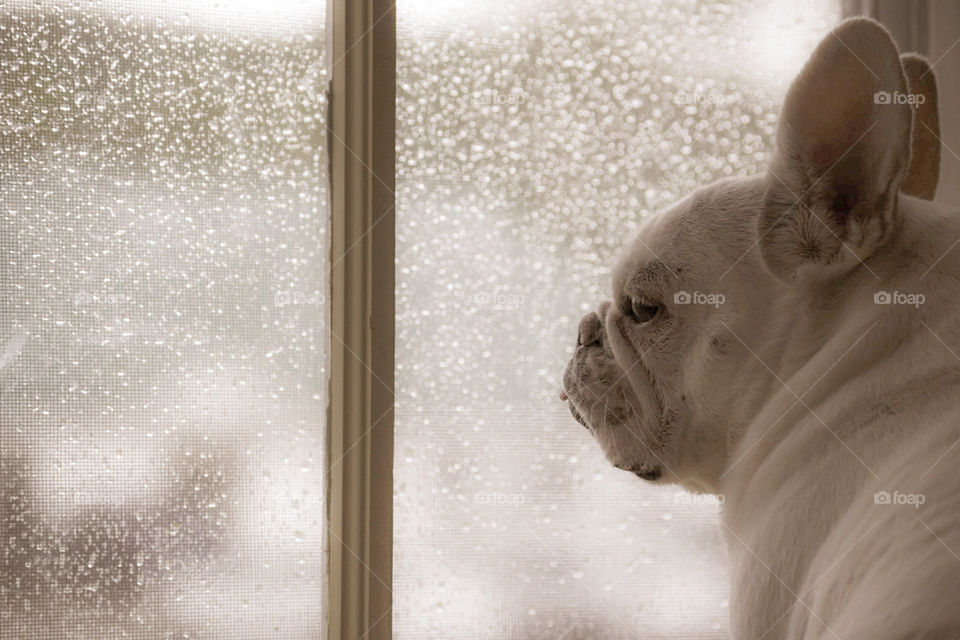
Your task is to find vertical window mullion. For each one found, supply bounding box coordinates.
[326,1,395,639]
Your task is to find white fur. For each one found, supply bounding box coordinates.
[562,18,960,639]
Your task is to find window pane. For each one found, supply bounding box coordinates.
[395,1,839,637]
[0,1,327,637]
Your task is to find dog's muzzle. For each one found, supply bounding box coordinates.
[560,306,663,482]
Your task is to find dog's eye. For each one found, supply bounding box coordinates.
[629,298,659,323]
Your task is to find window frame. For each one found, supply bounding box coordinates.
[325,2,395,640]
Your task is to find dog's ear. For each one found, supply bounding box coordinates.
[758,18,912,282]
[900,54,940,200]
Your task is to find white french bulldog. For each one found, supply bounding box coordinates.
[562,18,960,639]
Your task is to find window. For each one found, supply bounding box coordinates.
[17,1,939,638]
[1,1,327,637]
[394,1,839,637]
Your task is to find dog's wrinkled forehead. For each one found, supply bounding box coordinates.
[612,206,678,294]
[612,175,767,294]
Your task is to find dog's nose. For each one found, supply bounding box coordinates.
[577,312,603,347]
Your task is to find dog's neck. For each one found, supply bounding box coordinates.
[713,193,960,496]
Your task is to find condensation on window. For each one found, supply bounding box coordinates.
[0,1,327,637]
[394,0,840,638]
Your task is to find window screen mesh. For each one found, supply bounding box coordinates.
[0,1,327,637]
[394,0,840,638]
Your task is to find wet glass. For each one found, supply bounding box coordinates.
[0,1,327,637]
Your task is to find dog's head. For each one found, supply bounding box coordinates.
[562,18,938,492]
